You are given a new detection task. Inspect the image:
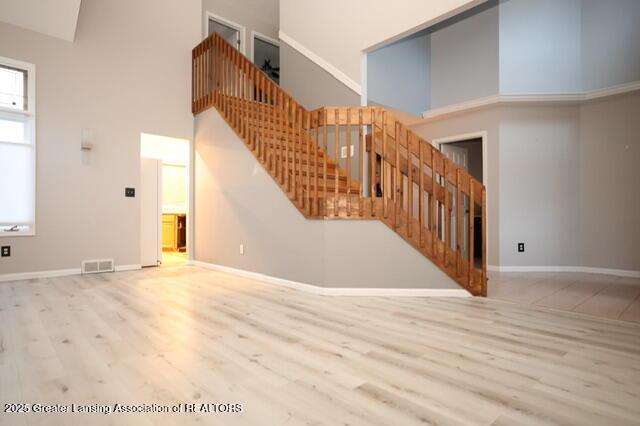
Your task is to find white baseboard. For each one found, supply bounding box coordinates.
[0,268,81,282]
[114,264,142,272]
[0,264,143,283]
[189,260,471,297]
[279,31,362,95]
[487,265,640,278]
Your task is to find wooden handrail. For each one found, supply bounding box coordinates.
[192,33,487,296]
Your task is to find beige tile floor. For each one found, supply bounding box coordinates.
[488,271,640,322]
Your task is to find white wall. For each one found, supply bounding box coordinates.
[0,0,200,274]
[367,33,430,115]
[280,0,486,85]
[499,0,582,94]
[581,0,640,91]
[431,0,499,107]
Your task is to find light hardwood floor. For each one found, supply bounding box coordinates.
[489,271,640,322]
[1,266,639,425]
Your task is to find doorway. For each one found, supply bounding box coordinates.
[140,133,190,267]
[435,133,487,268]
[252,32,279,84]
[205,12,245,53]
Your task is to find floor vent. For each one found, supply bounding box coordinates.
[81,259,115,274]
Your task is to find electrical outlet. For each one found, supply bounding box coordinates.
[125,187,135,197]
[1,246,10,257]
[517,242,525,253]
[340,145,355,159]
[239,244,244,255]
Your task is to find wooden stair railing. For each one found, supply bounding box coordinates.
[193,33,487,296]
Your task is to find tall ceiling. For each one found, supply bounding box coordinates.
[0,0,82,41]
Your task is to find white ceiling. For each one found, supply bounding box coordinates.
[0,0,82,42]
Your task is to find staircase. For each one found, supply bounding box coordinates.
[193,33,488,296]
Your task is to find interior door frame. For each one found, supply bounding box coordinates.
[250,30,279,63]
[140,158,162,267]
[204,11,246,55]
[433,131,489,264]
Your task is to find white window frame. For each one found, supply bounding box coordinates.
[0,56,36,237]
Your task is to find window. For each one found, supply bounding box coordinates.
[0,57,36,236]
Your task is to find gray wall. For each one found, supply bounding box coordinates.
[431,0,499,107]
[280,42,360,110]
[367,33,430,115]
[498,105,580,267]
[578,92,640,271]
[194,107,458,289]
[0,0,200,275]
[499,0,582,94]
[581,0,640,91]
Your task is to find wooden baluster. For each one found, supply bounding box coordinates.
[456,169,463,278]
[431,150,437,259]
[419,141,424,248]
[279,91,285,184]
[444,161,450,267]
[346,108,352,217]
[481,187,487,296]
[334,109,340,216]
[407,131,412,238]
[298,107,304,204]
[358,109,364,217]
[323,109,328,216]
[284,97,290,190]
[306,111,311,215]
[313,112,319,216]
[292,104,297,198]
[370,109,376,216]
[382,111,388,218]
[394,121,400,229]
[469,184,475,290]
[191,49,196,113]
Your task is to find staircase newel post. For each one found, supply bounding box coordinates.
[305,111,312,216]
[481,187,487,296]
[334,109,340,217]
[358,109,364,217]
[346,108,352,217]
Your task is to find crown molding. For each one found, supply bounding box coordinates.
[419,81,640,123]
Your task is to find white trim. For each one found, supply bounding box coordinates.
[189,260,472,297]
[0,264,143,282]
[0,56,36,237]
[487,265,640,278]
[204,11,246,55]
[279,31,361,95]
[419,81,640,122]
[250,30,279,63]
[433,131,489,265]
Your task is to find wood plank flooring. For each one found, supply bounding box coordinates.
[1,266,639,425]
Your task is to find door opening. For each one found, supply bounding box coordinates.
[252,32,280,84]
[206,12,245,53]
[438,135,486,268]
[140,133,190,267]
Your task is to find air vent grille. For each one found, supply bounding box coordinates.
[81,259,115,274]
